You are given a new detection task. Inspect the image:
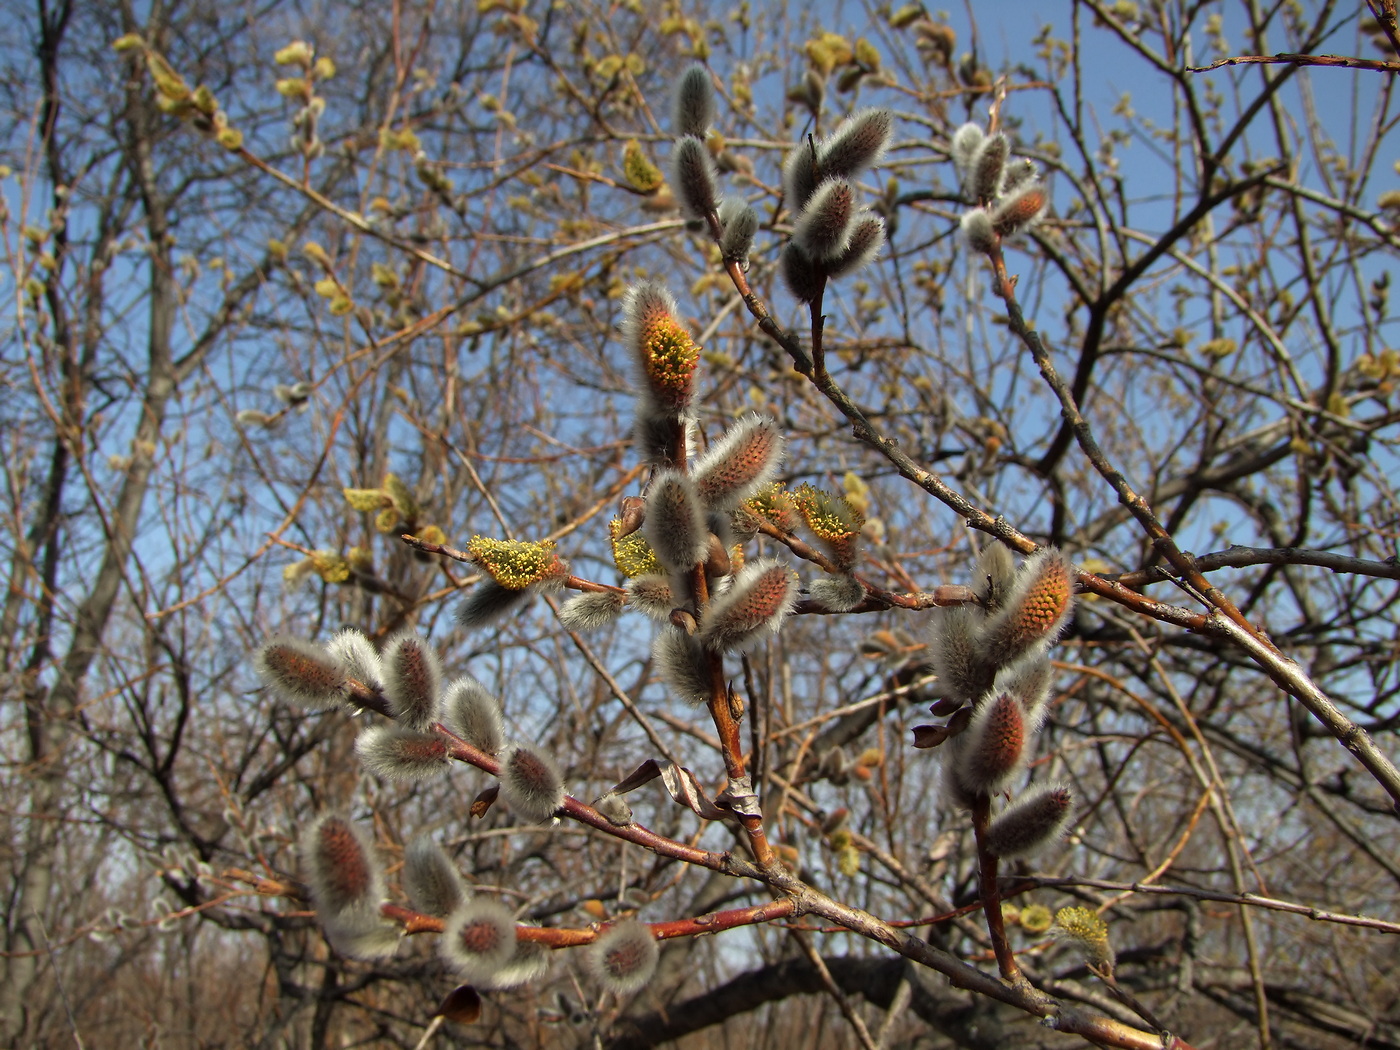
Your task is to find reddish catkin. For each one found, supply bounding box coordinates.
[954,693,1027,797]
[254,636,347,709]
[303,814,381,918]
[585,919,659,995]
[698,558,799,653]
[990,184,1047,237]
[692,414,784,511]
[301,815,400,958]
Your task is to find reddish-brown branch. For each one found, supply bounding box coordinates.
[1188,52,1400,74]
[380,898,799,946]
[969,795,1020,984]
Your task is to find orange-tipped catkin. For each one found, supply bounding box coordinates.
[621,283,700,412]
[442,676,506,754]
[996,655,1053,730]
[585,919,659,996]
[355,725,451,781]
[403,835,467,917]
[498,744,566,823]
[255,636,347,710]
[698,558,798,653]
[382,632,443,731]
[979,548,1074,669]
[692,414,784,512]
[991,184,1047,237]
[984,781,1074,860]
[953,693,1026,797]
[439,898,518,983]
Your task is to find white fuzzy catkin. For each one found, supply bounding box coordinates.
[808,573,865,612]
[782,139,819,211]
[927,604,990,703]
[816,107,892,181]
[355,725,451,781]
[439,898,518,983]
[670,135,718,218]
[959,209,996,254]
[717,197,758,263]
[326,628,383,692]
[825,213,886,279]
[458,578,532,629]
[793,177,856,262]
[644,470,709,574]
[950,122,986,185]
[585,919,659,996]
[984,781,1074,860]
[382,632,443,730]
[671,62,715,139]
[653,627,711,704]
[480,936,551,989]
[402,835,467,917]
[441,676,506,754]
[498,744,566,822]
[557,590,626,632]
[625,574,675,621]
